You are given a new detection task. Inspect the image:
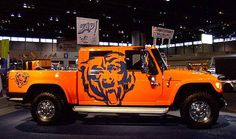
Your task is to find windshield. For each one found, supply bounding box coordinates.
[151,49,168,71]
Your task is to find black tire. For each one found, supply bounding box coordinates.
[31,92,64,125]
[180,92,219,128]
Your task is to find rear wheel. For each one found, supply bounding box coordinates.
[180,92,219,128]
[31,92,64,125]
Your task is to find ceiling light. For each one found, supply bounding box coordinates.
[18,13,21,18]
[23,3,27,8]
[218,11,224,15]
[31,4,35,9]
[106,16,111,19]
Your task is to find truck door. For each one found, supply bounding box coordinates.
[120,50,163,106]
[78,50,121,105]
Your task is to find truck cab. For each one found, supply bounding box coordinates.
[8,46,226,128]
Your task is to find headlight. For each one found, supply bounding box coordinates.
[215,82,222,90]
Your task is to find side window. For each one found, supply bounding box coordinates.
[148,54,158,75]
[89,51,112,58]
[125,50,141,70]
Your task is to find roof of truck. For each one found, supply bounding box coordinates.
[80,45,145,51]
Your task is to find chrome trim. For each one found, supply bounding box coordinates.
[73,106,169,114]
[37,100,55,120]
[189,101,211,122]
[9,98,23,101]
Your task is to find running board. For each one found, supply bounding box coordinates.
[73,106,169,114]
[8,98,23,101]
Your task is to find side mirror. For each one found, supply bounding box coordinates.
[141,51,149,73]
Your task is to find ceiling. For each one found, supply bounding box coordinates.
[0,0,235,44]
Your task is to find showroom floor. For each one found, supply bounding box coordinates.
[0,93,236,139]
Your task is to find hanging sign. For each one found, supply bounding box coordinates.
[76,17,99,45]
[152,26,174,39]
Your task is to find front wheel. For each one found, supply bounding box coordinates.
[31,92,64,125]
[180,92,219,128]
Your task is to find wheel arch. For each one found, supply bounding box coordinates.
[171,83,219,110]
[24,84,68,104]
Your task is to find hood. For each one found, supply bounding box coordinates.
[163,69,218,81]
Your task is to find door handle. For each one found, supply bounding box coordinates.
[151,81,160,86]
[148,75,160,87]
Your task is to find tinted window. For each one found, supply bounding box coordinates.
[89,51,112,58]
[125,50,141,70]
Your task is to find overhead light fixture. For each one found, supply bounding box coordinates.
[218,11,224,15]
[23,3,27,8]
[55,17,59,22]
[31,4,35,9]
[18,13,21,18]
[49,17,53,21]
[106,16,111,19]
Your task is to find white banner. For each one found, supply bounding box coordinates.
[152,26,174,39]
[76,17,99,45]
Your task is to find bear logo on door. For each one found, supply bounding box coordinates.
[79,52,135,105]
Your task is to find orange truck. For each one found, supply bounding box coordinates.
[7,46,226,128]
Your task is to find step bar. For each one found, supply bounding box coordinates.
[73,106,169,114]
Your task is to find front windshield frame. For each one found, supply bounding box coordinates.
[151,49,168,71]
